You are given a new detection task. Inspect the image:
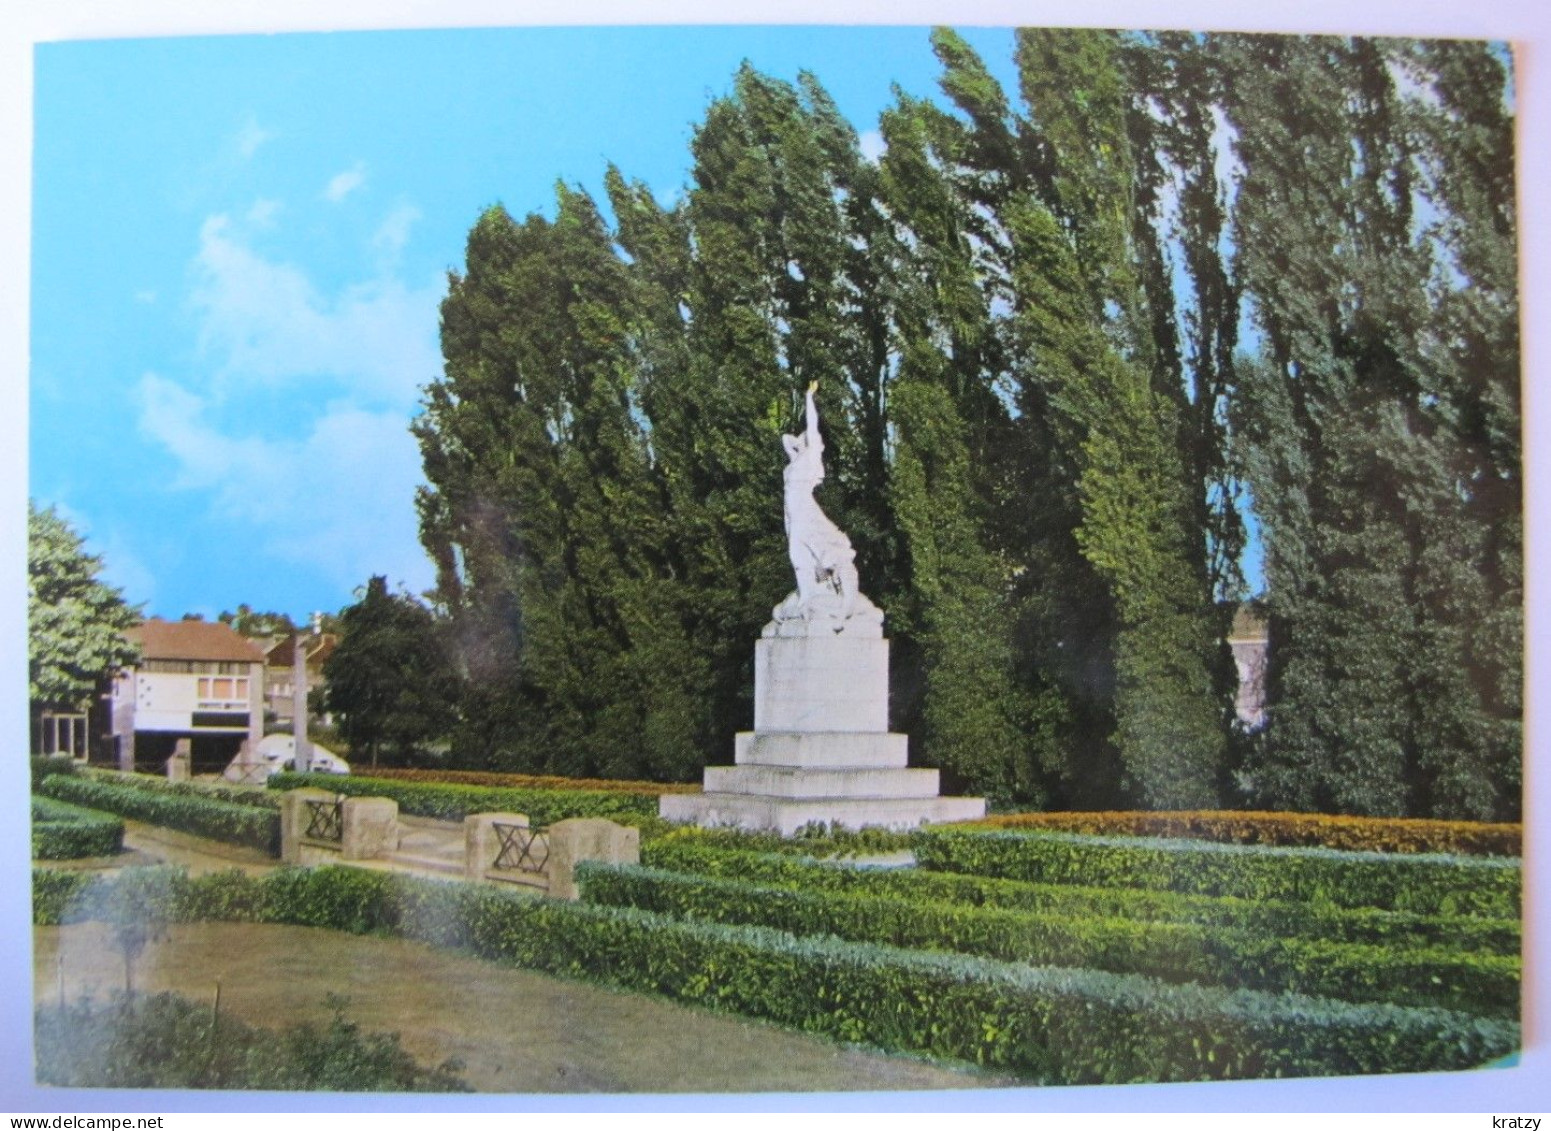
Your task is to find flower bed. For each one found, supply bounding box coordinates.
[970,810,1521,857]
[361,767,700,795]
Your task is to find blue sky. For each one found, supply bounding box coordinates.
[31,26,1028,622]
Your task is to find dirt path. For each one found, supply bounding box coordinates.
[34,922,1015,1095]
[38,819,281,876]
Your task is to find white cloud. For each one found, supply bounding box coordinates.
[324,163,367,202]
[859,130,887,164]
[190,213,442,408]
[371,203,421,268]
[135,290,157,304]
[235,118,275,160]
[136,374,433,597]
[246,198,282,227]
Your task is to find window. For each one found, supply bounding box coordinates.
[197,676,250,709]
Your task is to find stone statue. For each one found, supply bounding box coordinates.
[772,382,881,635]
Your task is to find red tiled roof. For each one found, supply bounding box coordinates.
[128,618,267,663]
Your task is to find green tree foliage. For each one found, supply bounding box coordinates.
[27,501,141,727]
[1221,36,1520,819]
[411,30,1519,817]
[323,577,456,767]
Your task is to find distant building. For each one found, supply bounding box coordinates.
[1228,605,1269,730]
[261,631,338,727]
[108,618,266,773]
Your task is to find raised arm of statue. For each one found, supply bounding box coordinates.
[804,382,822,474]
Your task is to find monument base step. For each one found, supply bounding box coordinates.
[659,792,986,836]
[704,763,941,799]
[733,731,909,769]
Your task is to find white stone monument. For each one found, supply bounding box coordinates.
[661,384,986,834]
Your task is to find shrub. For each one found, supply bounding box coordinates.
[971,810,1522,857]
[641,840,1521,955]
[267,771,658,825]
[79,766,282,810]
[32,796,125,860]
[648,823,917,858]
[912,829,1521,918]
[363,767,701,796]
[35,991,470,1092]
[38,774,280,856]
[31,756,78,788]
[33,868,98,926]
[578,864,1520,1016]
[37,864,1520,1084]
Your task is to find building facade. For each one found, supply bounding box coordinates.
[108,619,266,773]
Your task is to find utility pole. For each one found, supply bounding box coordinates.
[292,612,321,773]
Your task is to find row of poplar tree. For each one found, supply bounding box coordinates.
[405,29,1520,820]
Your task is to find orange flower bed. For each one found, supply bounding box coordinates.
[361,766,700,796]
[969,810,1521,857]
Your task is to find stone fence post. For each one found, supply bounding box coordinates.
[167,738,191,783]
[546,818,640,901]
[465,811,529,883]
[341,796,399,860]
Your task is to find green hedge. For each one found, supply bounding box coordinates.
[579,864,1519,1016]
[267,771,658,825]
[37,774,280,856]
[32,796,125,860]
[34,868,99,925]
[31,756,78,788]
[34,864,1519,1084]
[912,829,1521,918]
[642,839,1522,955]
[79,767,282,810]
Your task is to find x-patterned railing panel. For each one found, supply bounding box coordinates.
[305,798,343,842]
[492,822,548,874]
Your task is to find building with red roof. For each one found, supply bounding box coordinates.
[107,618,266,772]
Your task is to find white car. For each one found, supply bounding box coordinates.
[224,733,351,783]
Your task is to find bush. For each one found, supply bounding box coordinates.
[363,767,701,796]
[267,771,658,825]
[648,823,917,858]
[35,991,469,1091]
[33,868,98,926]
[578,864,1520,1016]
[31,756,78,789]
[38,774,280,856]
[971,810,1522,857]
[32,796,125,859]
[912,829,1521,918]
[79,766,282,809]
[36,864,1520,1084]
[641,839,1521,955]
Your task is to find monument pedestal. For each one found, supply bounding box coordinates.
[661,619,986,835]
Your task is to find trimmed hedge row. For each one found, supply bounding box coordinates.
[38,774,280,856]
[579,864,1519,1016]
[642,840,1521,955]
[31,756,79,788]
[266,771,659,825]
[32,796,125,860]
[913,830,1521,918]
[363,767,700,796]
[32,864,1518,1084]
[79,767,282,810]
[971,810,1522,857]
